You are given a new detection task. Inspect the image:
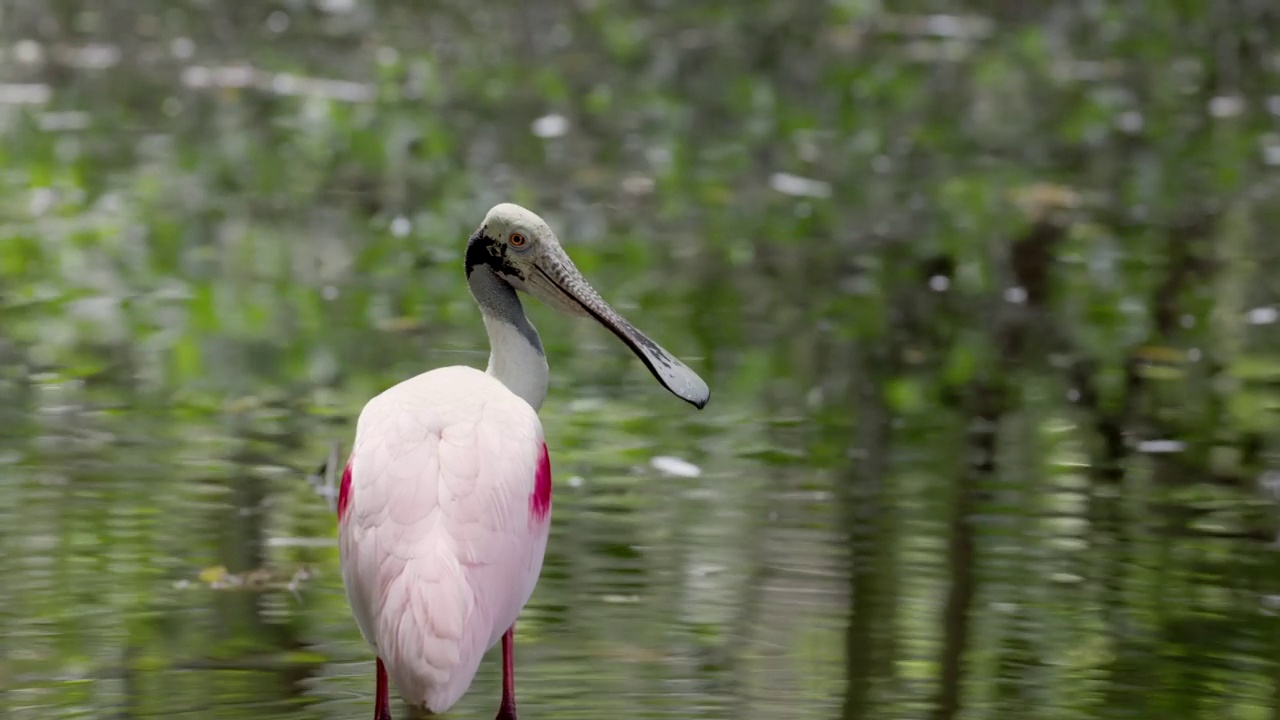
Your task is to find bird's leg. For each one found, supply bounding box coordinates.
[374,657,392,720]
[495,626,518,720]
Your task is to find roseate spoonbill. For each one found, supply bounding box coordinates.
[337,203,709,719]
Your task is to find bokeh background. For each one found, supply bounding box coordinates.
[2,2,1279,719]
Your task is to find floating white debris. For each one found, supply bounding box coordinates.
[1117,110,1144,133]
[650,455,702,478]
[55,43,120,69]
[770,172,831,198]
[28,187,56,216]
[316,0,358,12]
[181,64,376,102]
[531,113,569,138]
[567,475,584,489]
[182,64,257,89]
[1120,297,1145,315]
[1004,285,1027,304]
[266,11,290,33]
[38,111,90,131]
[1208,95,1245,118]
[903,41,975,63]
[880,13,994,39]
[390,215,412,238]
[621,174,655,196]
[925,14,983,38]
[1263,140,1280,166]
[300,76,374,102]
[929,275,950,292]
[13,40,43,64]
[646,145,672,169]
[0,83,51,104]
[171,37,196,60]
[97,192,124,215]
[1053,60,1110,82]
[807,385,824,408]
[1259,470,1280,498]
[269,73,301,95]
[1137,439,1185,454]
[376,46,400,67]
[1246,306,1278,325]
[687,562,725,578]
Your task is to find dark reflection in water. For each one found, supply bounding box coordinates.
[1,2,1278,719]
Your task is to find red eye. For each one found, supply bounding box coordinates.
[509,233,527,247]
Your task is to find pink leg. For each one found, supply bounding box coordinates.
[495,626,518,720]
[374,657,392,720]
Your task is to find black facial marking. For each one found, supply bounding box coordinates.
[465,227,525,281]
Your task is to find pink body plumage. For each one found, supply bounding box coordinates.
[338,365,552,713]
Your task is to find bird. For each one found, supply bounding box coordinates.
[336,203,709,720]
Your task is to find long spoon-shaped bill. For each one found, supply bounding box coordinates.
[527,251,710,409]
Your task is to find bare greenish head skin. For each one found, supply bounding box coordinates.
[464,203,710,409]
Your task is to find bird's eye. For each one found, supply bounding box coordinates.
[509,232,528,248]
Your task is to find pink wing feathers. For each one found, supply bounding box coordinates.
[338,366,552,713]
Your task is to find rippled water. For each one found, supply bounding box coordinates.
[2,3,1279,719]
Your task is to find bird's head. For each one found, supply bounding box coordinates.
[465,203,709,409]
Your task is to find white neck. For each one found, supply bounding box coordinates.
[481,311,549,411]
[467,266,549,411]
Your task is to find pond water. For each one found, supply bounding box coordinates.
[1,3,1278,719]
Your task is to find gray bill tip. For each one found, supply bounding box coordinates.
[677,373,711,410]
[659,357,710,409]
[625,331,710,410]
